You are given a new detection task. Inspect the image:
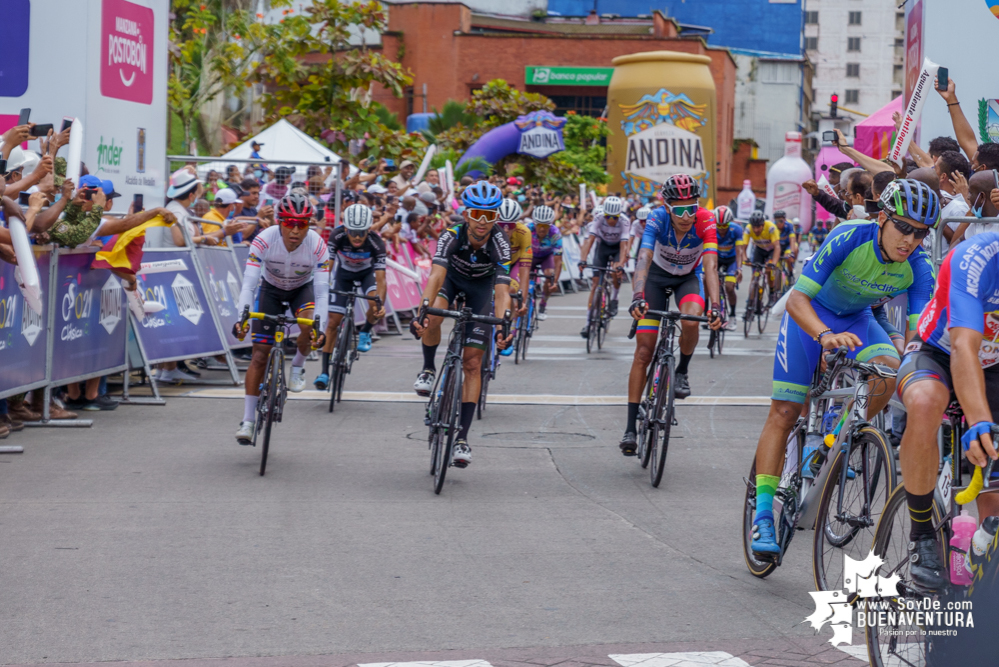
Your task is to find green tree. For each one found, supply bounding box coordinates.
[560,113,610,185]
[422,100,479,142]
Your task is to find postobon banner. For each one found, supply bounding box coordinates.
[889,57,939,167]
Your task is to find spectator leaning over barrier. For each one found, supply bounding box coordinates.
[201,188,253,245]
[390,160,416,191]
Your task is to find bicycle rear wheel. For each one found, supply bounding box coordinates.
[328,320,350,413]
[522,296,534,361]
[649,355,675,488]
[637,372,656,469]
[433,361,462,495]
[757,284,770,333]
[259,352,281,476]
[708,330,717,358]
[812,427,897,591]
[477,348,492,420]
[743,285,755,338]
[596,290,607,350]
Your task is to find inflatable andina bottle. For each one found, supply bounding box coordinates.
[765,132,813,232]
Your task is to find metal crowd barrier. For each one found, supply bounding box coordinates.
[932,216,999,267]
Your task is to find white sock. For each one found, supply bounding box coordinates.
[243,395,259,422]
[292,351,307,367]
[611,285,620,300]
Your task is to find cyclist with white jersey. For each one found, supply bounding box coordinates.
[233,192,330,444]
[578,196,630,336]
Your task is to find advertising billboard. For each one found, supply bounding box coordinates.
[0,0,167,206]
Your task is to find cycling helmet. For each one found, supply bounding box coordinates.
[602,196,624,216]
[343,203,373,233]
[460,180,503,210]
[533,205,556,224]
[498,198,523,223]
[749,210,766,226]
[772,209,786,219]
[713,205,734,226]
[880,178,941,229]
[635,206,652,221]
[277,191,315,219]
[660,174,700,201]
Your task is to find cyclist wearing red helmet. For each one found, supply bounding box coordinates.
[620,174,721,455]
[233,192,330,444]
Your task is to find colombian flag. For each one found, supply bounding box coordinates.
[91,215,171,276]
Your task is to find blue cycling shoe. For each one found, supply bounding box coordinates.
[358,331,373,353]
[313,373,329,390]
[499,344,514,357]
[751,517,781,556]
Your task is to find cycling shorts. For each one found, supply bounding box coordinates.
[437,272,494,351]
[531,254,557,272]
[593,239,621,270]
[772,301,899,403]
[781,246,796,258]
[897,339,999,417]
[637,266,703,335]
[719,256,739,283]
[751,245,773,266]
[328,266,377,315]
[252,280,315,345]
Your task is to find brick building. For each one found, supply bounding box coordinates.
[375,3,739,193]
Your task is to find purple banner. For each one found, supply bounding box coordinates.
[196,246,248,349]
[134,250,225,363]
[0,250,50,398]
[233,244,250,278]
[51,250,127,383]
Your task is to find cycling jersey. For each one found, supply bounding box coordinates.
[527,221,563,259]
[775,222,794,250]
[795,220,934,328]
[811,226,829,248]
[588,213,631,245]
[918,232,999,368]
[238,224,330,329]
[433,223,512,286]
[640,206,718,276]
[328,226,387,274]
[629,219,646,240]
[716,222,746,260]
[501,222,534,267]
[746,220,781,251]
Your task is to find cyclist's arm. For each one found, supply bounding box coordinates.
[789,233,798,256]
[736,239,746,271]
[237,239,266,315]
[313,249,330,331]
[421,263,448,305]
[872,304,905,354]
[374,269,387,313]
[702,253,720,310]
[951,327,993,433]
[786,290,848,344]
[578,231,595,264]
[494,281,511,327]
[632,247,653,295]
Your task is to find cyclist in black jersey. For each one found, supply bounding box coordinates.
[410,181,514,468]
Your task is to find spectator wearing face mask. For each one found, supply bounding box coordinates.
[201,188,253,245]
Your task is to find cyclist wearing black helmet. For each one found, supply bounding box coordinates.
[745,210,782,301]
[772,209,798,285]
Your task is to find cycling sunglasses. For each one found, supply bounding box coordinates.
[888,215,930,240]
[605,214,620,220]
[467,209,498,223]
[280,218,310,230]
[668,204,697,217]
[346,228,368,238]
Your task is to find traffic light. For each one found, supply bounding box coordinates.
[830,93,839,118]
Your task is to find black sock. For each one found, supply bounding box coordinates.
[458,402,476,440]
[730,302,737,317]
[906,489,935,540]
[422,343,438,373]
[676,352,693,375]
[322,352,331,372]
[360,321,373,334]
[626,402,640,434]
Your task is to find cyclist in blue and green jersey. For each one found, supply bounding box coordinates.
[748,179,939,561]
[713,205,745,327]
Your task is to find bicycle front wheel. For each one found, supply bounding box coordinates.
[477,356,491,420]
[813,426,897,591]
[757,285,770,333]
[434,362,463,495]
[259,352,281,476]
[743,287,755,338]
[637,372,656,469]
[649,355,675,488]
[329,320,350,413]
[708,330,717,358]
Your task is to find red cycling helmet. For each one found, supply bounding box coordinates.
[276,191,315,220]
[660,174,700,202]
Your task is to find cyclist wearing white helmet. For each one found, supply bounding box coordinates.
[496,198,534,329]
[578,195,631,331]
[528,205,563,319]
[314,203,387,389]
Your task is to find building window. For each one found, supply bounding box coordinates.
[805,36,818,51]
[548,95,607,117]
[896,12,905,32]
[846,63,860,78]
[849,11,862,25]
[893,64,904,85]
[760,61,798,85]
[892,90,902,99]
[804,10,818,24]
[848,37,861,51]
[845,90,859,104]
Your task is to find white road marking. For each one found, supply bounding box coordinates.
[360,662,492,667]
[610,652,750,667]
[835,645,868,660]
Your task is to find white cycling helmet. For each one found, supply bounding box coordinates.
[635,206,652,221]
[602,196,624,216]
[533,205,556,224]
[343,203,373,234]
[498,198,523,223]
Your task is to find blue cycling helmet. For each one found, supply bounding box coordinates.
[461,180,503,210]
[879,178,941,228]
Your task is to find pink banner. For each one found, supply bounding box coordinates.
[385,266,423,312]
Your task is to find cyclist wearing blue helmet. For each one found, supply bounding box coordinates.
[410,180,514,468]
[748,178,938,566]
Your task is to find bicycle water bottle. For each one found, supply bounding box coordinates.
[802,433,824,479]
[821,406,842,435]
[966,515,999,578]
[950,510,976,585]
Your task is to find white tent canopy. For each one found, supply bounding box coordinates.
[198,119,348,184]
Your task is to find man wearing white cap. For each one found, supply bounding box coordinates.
[201,187,253,245]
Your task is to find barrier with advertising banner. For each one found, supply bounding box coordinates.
[195,244,249,350]
[0,248,51,400]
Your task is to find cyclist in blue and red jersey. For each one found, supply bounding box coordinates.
[749,179,938,565]
[620,174,722,455]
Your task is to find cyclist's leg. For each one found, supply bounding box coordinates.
[455,276,494,456]
[359,270,379,332]
[850,307,903,416]
[419,277,452,372]
[624,271,672,443]
[546,256,560,301]
[240,285,284,434]
[722,258,738,316]
[285,284,316,391]
[324,269,354,354]
[673,271,704,394]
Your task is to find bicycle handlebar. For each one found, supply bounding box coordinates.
[955,425,999,505]
[579,263,622,273]
[813,347,897,397]
[240,305,318,330]
[329,289,383,307]
[627,309,710,340]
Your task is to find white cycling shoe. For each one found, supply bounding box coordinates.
[288,367,306,393]
[235,421,255,445]
[414,370,435,397]
[452,439,472,468]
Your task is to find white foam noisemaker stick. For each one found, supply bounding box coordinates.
[590,191,599,209]
[889,57,939,167]
[770,286,791,318]
[9,216,43,315]
[579,183,587,210]
[437,168,448,195]
[65,118,84,187]
[412,145,436,186]
[445,160,456,205]
[817,174,837,198]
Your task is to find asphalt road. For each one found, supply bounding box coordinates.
[0,259,866,667]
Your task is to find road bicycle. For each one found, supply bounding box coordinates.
[629,299,709,488]
[742,261,775,337]
[324,287,382,414]
[779,253,797,295]
[742,347,897,583]
[707,268,730,358]
[581,263,620,353]
[237,305,321,476]
[865,408,999,667]
[515,272,542,364]
[419,294,510,495]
